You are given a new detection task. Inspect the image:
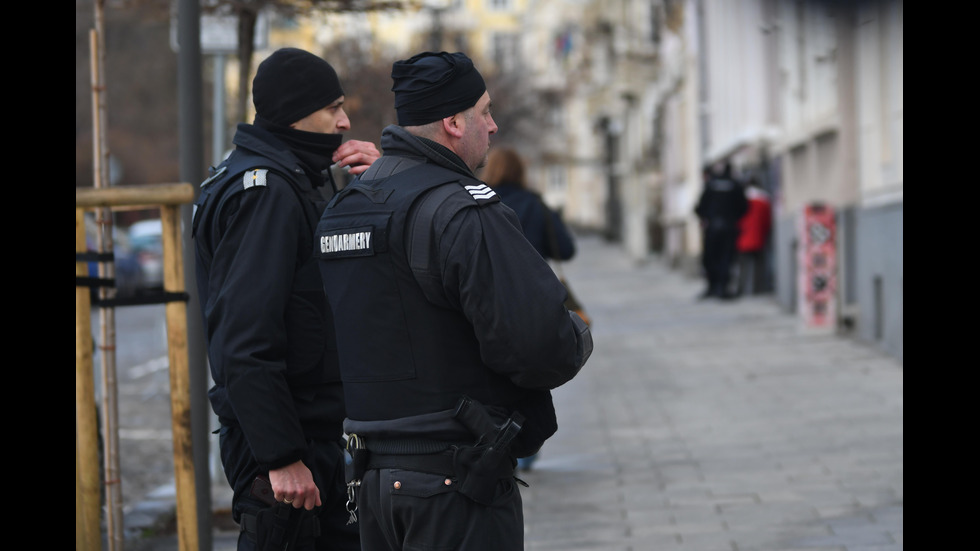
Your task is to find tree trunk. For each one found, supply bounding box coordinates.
[236,8,258,124]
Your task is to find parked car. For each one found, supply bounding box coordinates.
[127,218,164,293]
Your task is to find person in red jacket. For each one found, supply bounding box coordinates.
[735,178,772,296]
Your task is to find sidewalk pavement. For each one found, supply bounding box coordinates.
[125,232,903,551]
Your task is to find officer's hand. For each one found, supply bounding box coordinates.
[334,140,380,175]
[269,460,322,510]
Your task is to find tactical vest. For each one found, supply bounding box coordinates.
[315,162,520,422]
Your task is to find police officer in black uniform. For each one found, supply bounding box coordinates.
[314,51,593,551]
[192,48,379,551]
[695,162,748,299]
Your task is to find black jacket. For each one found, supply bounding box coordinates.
[695,176,748,230]
[492,183,576,261]
[192,123,345,471]
[316,125,592,453]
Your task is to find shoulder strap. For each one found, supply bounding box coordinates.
[327,160,488,274]
[408,182,467,273]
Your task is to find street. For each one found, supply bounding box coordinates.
[89,304,174,510]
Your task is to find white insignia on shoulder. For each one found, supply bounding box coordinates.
[243,169,268,190]
[465,183,496,200]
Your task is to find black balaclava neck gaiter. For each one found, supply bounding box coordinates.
[255,116,343,189]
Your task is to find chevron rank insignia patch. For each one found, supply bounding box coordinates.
[465,183,496,201]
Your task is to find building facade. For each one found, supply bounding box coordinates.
[540,0,902,361]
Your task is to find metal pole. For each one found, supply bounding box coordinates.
[177,0,212,549]
[210,53,226,487]
[213,54,227,166]
[604,120,623,243]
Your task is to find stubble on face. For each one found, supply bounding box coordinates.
[463,92,497,172]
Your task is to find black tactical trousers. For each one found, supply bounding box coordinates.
[355,467,524,551]
[702,227,739,296]
[218,424,359,551]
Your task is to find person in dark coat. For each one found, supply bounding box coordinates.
[192,47,380,550]
[695,162,748,299]
[481,146,576,261]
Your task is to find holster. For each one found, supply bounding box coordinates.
[345,397,529,507]
[452,396,525,505]
[451,444,518,505]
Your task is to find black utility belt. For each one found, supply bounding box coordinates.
[364,436,458,455]
[366,450,457,477]
[364,449,515,480]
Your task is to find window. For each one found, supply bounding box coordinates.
[547,164,566,193]
[548,103,564,131]
[491,32,520,73]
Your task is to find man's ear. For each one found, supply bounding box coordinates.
[442,114,465,139]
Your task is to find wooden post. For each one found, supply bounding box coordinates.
[76,208,101,551]
[160,203,199,551]
[75,183,197,551]
[75,184,195,209]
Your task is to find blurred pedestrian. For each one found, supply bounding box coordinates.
[482,147,576,261]
[481,146,577,472]
[734,177,772,296]
[192,47,380,551]
[695,162,748,300]
[315,51,593,551]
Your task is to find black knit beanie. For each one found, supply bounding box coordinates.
[391,51,486,126]
[252,48,344,127]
